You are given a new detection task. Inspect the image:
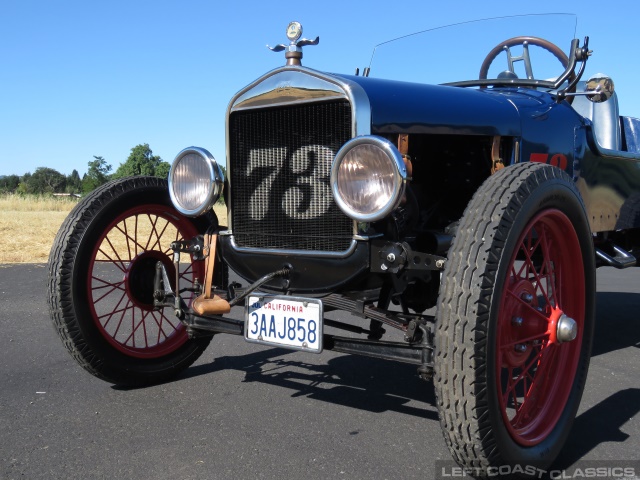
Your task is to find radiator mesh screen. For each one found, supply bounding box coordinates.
[230,101,353,251]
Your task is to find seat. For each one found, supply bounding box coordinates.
[571,80,621,151]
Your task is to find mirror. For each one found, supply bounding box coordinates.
[586,74,615,103]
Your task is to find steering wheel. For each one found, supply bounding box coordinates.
[479,36,574,85]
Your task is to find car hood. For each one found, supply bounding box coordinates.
[333,73,522,137]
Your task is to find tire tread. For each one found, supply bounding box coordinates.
[434,163,591,470]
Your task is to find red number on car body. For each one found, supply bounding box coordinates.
[529,153,568,170]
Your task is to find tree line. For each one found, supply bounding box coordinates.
[0,144,171,195]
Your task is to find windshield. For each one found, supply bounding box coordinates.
[367,14,578,86]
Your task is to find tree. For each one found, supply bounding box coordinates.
[16,172,31,194]
[155,161,170,180]
[66,169,83,194]
[0,175,20,193]
[82,156,112,194]
[22,167,67,194]
[112,144,170,179]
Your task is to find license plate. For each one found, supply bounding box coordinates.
[245,295,323,353]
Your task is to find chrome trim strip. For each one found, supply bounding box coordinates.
[224,66,372,256]
[221,229,381,241]
[231,71,347,111]
[227,236,359,259]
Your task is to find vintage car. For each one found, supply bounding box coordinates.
[47,15,640,476]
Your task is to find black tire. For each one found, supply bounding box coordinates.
[434,163,595,474]
[47,176,215,386]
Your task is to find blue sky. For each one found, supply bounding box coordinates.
[1,0,637,177]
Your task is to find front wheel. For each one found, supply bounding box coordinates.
[47,176,215,386]
[434,163,595,474]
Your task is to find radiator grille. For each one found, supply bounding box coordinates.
[229,101,353,252]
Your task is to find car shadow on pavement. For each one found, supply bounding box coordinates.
[174,290,640,423]
[593,292,640,357]
[552,388,640,469]
[115,290,639,452]
[183,347,438,420]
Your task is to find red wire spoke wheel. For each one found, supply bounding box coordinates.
[435,163,595,473]
[87,204,201,358]
[496,209,585,446]
[48,177,216,386]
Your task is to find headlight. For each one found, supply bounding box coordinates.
[331,136,407,222]
[169,147,224,217]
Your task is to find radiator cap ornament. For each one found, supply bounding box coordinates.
[268,21,319,66]
[286,21,303,42]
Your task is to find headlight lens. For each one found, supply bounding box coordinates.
[331,136,407,222]
[169,147,224,217]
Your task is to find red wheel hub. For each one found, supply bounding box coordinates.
[496,209,585,446]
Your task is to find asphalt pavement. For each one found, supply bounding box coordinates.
[1,264,639,479]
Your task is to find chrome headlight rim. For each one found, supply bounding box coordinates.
[331,135,407,222]
[168,146,224,217]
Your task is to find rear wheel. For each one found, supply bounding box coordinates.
[47,176,215,386]
[434,163,595,474]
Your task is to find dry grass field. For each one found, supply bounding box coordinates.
[0,194,227,263]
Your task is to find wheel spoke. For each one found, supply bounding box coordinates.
[181,263,194,277]
[100,292,130,327]
[156,313,164,344]
[124,308,147,348]
[123,218,133,261]
[500,332,549,350]
[150,311,169,343]
[134,215,139,250]
[148,218,171,252]
[113,222,147,255]
[514,231,541,281]
[151,310,180,342]
[142,214,158,251]
[531,343,558,395]
[160,310,180,331]
[124,309,136,347]
[141,311,149,348]
[520,232,553,308]
[98,303,131,322]
[538,224,559,307]
[111,300,131,339]
[96,247,128,272]
[91,276,125,291]
[92,280,126,304]
[514,254,528,280]
[502,366,514,405]
[510,382,520,413]
[501,343,546,399]
[513,344,557,426]
[103,234,127,267]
